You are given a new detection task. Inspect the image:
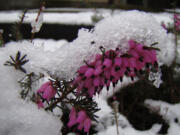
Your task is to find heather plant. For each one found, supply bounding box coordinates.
[1,9,178,135]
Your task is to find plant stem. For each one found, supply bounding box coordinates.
[45,86,76,110]
[16,9,27,41]
[113,101,120,135]
[31,2,45,43]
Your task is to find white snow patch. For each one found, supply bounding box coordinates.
[145,99,180,135]
[2,10,174,80]
[0,46,62,135]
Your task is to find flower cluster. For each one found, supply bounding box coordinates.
[36,81,56,108]
[73,40,158,97]
[68,107,91,133]
[174,14,180,31]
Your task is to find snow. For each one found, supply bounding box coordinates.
[0,40,63,135]
[32,38,68,52]
[145,99,180,135]
[0,8,174,26]
[95,94,162,135]
[31,12,43,33]
[150,12,173,25]
[148,69,163,88]
[0,10,95,25]
[0,8,180,135]
[62,10,174,79]
[97,124,161,135]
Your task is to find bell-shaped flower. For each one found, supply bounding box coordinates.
[93,76,101,87]
[73,39,158,97]
[128,40,136,49]
[78,65,88,74]
[37,81,56,101]
[85,68,94,78]
[94,65,103,76]
[42,85,56,101]
[76,111,86,123]
[68,108,92,133]
[84,78,93,88]
[68,107,77,127]
[88,87,95,97]
[37,99,44,109]
[84,118,91,133]
[114,57,122,67]
[103,58,112,68]
[37,81,51,93]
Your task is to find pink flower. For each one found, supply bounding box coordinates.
[73,40,158,97]
[68,107,77,127]
[114,57,122,67]
[37,81,56,101]
[94,65,103,76]
[84,118,91,133]
[37,99,44,109]
[85,68,94,78]
[93,76,101,86]
[68,107,92,133]
[76,111,87,123]
[37,81,51,93]
[128,40,136,49]
[78,65,88,74]
[103,58,112,68]
[88,87,95,97]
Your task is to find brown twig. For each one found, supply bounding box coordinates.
[112,101,120,135]
[31,2,45,42]
[0,30,4,47]
[45,86,76,110]
[16,9,27,41]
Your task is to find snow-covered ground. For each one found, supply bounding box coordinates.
[0,8,174,25]
[0,8,180,135]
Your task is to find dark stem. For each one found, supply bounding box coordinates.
[45,86,76,110]
[16,9,27,41]
[31,2,45,43]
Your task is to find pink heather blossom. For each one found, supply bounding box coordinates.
[78,65,88,74]
[85,68,94,78]
[76,111,86,123]
[84,118,91,132]
[103,58,112,68]
[68,107,77,127]
[95,54,102,60]
[68,107,92,133]
[84,78,93,88]
[37,99,44,109]
[115,57,122,65]
[88,87,95,97]
[37,81,56,101]
[128,40,136,49]
[93,76,101,86]
[94,65,103,75]
[37,81,51,93]
[73,40,158,97]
